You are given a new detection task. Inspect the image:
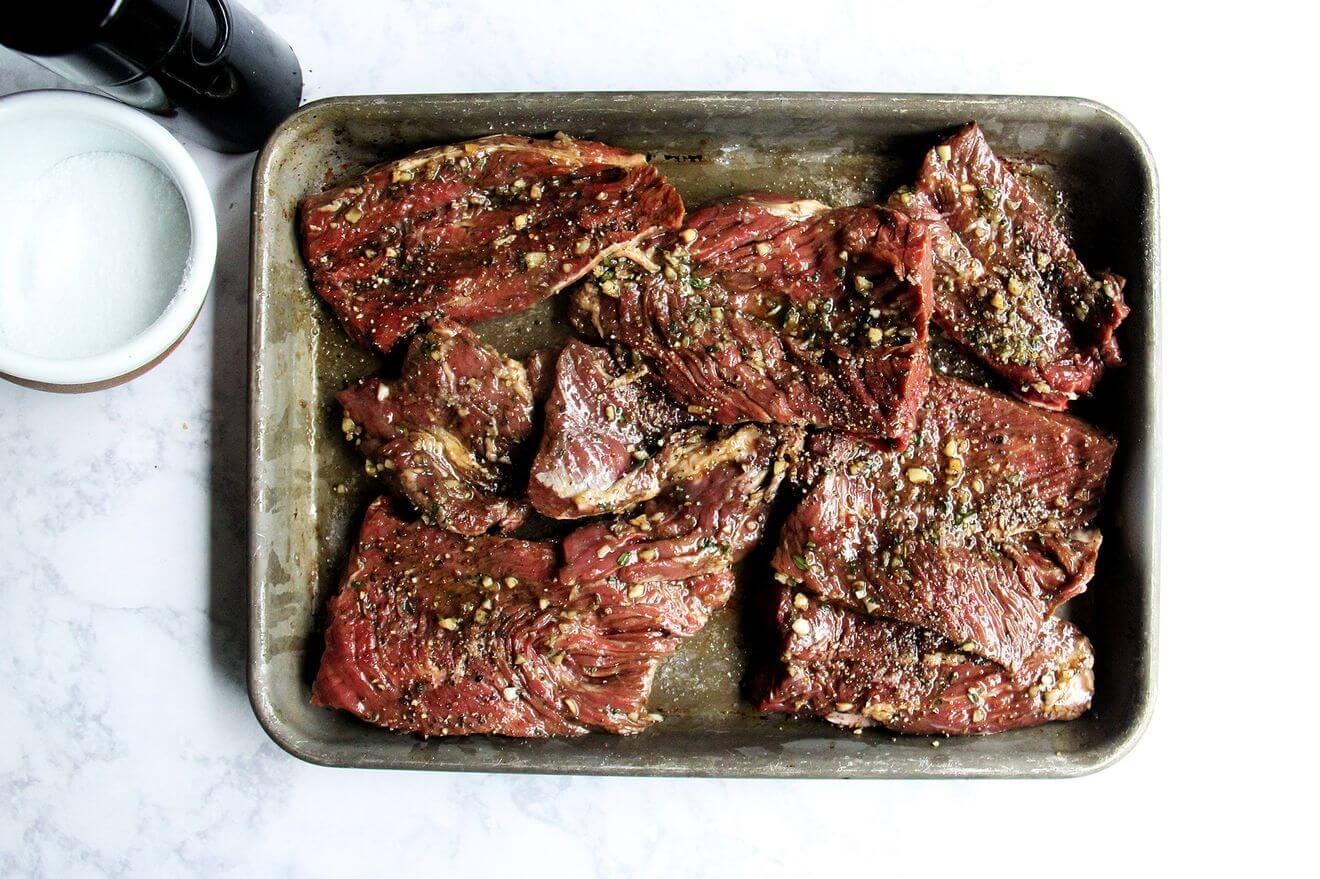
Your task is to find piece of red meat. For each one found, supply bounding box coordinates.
[523,344,562,406]
[301,133,685,352]
[527,340,693,518]
[337,317,534,534]
[571,194,932,444]
[774,373,1113,672]
[314,497,694,737]
[754,587,1093,734]
[560,424,802,592]
[891,615,1093,735]
[559,423,803,638]
[894,123,1128,409]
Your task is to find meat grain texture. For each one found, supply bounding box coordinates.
[559,424,803,599]
[757,590,1094,734]
[301,133,684,352]
[314,497,667,736]
[528,340,693,518]
[573,194,933,445]
[893,123,1128,409]
[338,317,535,535]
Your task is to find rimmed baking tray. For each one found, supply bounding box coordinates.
[249,92,1159,777]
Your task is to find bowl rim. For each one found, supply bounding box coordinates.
[0,89,217,386]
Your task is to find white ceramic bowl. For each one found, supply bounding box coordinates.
[0,90,216,390]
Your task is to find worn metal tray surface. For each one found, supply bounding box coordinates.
[249,93,1159,777]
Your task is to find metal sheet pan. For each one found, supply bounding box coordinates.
[248,92,1159,777]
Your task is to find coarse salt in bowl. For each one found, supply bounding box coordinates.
[0,90,217,390]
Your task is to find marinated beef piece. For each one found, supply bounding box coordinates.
[775,374,1113,672]
[523,344,562,405]
[891,615,1093,735]
[572,194,932,444]
[561,423,803,591]
[313,498,697,737]
[338,317,533,535]
[560,422,802,641]
[528,340,693,518]
[894,123,1127,409]
[301,133,685,352]
[755,588,1093,734]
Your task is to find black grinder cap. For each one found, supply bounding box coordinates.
[0,0,303,153]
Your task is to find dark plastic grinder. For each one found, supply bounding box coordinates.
[0,0,302,152]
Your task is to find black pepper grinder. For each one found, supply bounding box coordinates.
[0,0,303,153]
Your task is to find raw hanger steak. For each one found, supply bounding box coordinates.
[573,194,933,445]
[337,317,536,535]
[893,123,1128,409]
[300,133,684,352]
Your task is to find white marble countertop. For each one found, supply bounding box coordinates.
[2,1,1314,874]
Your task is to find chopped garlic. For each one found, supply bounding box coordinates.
[906,467,934,484]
